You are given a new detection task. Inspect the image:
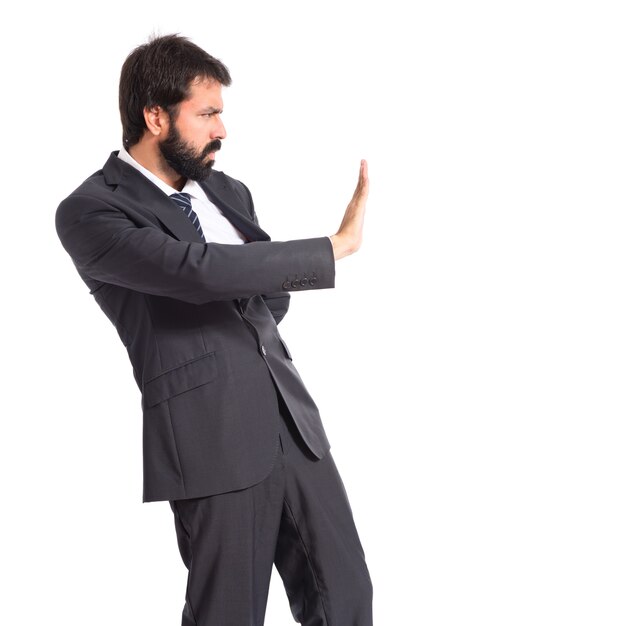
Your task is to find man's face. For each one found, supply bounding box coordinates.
[158,78,227,181]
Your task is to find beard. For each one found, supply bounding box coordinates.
[158,122,221,181]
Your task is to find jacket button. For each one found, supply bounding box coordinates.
[300,278,308,286]
[291,280,300,288]
[282,280,291,289]
[309,277,318,286]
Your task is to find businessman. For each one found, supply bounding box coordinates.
[56,34,372,626]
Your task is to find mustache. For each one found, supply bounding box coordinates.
[201,139,222,158]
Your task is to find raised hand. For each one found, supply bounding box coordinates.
[330,160,369,260]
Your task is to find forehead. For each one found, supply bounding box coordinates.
[181,77,224,109]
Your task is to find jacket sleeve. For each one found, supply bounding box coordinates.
[239,181,292,325]
[55,193,335,305]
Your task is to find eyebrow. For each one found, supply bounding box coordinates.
[199,106,223,114]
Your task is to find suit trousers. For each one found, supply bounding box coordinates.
[169,394,374,626]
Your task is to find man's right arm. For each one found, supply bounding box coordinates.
[56,160,368,305]
[56,194,335,305]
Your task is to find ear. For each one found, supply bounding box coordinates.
[143,105,170,138]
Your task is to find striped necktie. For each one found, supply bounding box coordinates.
[169,192,206,242]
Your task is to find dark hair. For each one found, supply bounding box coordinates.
[119,34,232,148]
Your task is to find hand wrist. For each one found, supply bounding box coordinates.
[330,234,351,260]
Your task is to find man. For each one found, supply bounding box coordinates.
[56,34,372,626]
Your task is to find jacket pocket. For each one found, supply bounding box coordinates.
[143,352,218,408]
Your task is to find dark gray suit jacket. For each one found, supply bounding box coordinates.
[55,151,335,502]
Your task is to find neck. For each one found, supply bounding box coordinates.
[127,142,187,191]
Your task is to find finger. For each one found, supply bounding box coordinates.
[358,160,369,193]
[360,159,368,183]
[359,163,369,196]
[356,161,367,188]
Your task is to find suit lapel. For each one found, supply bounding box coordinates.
[103,152,205,243]
[200,174,270,243]
[102,151,270,244]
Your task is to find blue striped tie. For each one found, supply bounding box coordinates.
[169,192,206,242]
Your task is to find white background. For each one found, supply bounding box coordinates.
[1,1,625,624]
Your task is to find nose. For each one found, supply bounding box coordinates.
[214,116,227,141]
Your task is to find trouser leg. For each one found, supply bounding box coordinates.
[274,406,374,626]
[169,442,286,626]
[169,402,373,626]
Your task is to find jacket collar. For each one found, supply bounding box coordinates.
[102,151,270,244]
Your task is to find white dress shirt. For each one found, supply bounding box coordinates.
[117,147,246,245]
